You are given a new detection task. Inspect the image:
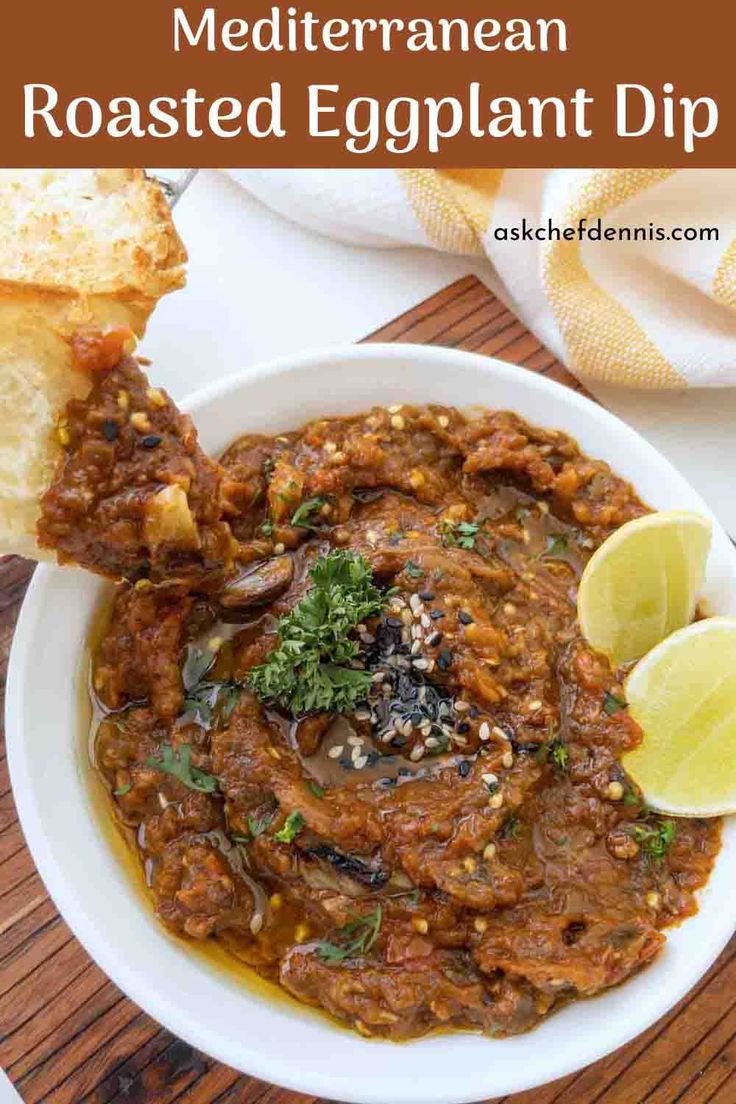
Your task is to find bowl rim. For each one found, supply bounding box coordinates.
[7,341,736,1104]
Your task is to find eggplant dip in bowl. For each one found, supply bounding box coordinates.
[9,342,736,1102]
[37,335,719,1040]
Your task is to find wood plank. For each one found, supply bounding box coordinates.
[0,275,731,1104]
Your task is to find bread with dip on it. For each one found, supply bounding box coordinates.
[0,169,187,560]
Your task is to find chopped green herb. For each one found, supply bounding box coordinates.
[603,691,628,716]
[113,782,132,796]
[291,496,330,530]
[181,644,215,691]
[632,819,676,862]
[315,906,383,963]
[247,811,275,838]
[181,680,241,729]
[308,781,325,799]
[146,744,218,794]
[262,457,275,479]
[500,816,521,839]
[274,810,305,844]
[406,561,424,579]
[623,786,641,807]
[441,519,480,550]
[259,518,275,538]
[248,550,386,716]
[542,534,569,560]
[549,738,570,771]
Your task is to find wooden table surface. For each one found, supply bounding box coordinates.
[1,276,734,1104]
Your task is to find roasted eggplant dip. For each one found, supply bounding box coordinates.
[57,344,720,1041]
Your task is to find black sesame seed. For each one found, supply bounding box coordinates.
[469,706,480,718]
[456,722,470,735]
[437,649,453,671]
[458,610,474,625]
[101,420,119,441]
[458,760,472,778]
[386,617,403,629]
[141,434,163,449]
[430,610,445,621]
[418,591,435,602]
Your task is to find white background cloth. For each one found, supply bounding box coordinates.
[142,170,736,535]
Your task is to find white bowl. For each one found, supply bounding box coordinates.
[7,344,736,1104]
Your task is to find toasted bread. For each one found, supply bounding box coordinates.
[0,169,186,559]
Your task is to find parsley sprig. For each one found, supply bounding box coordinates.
[146,744,218,794]
[274,810,305,843]
[440,519,480,550]
[180,643,241,728]
[247,550,386,715]
[291,496,330,530]
[631,819,676,862]
[315,906,383,963]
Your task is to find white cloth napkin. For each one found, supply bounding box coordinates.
[225,168,736,390]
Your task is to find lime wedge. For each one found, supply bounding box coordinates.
[624,618,736,816]
[577,510,711,665]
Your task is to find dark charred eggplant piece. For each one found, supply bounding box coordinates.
[304,845,389,889]
[295,713,334,756]
[220,556,294,610]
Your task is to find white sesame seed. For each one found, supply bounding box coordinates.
[372,671,385,683]
[502,751,514,769]
[503,603,517,616]
[401,609,413,625]
[410,744,425,761]
[483,843,496,861]
[482,773,498,787]
[488,792,504,809]
[413,658,430,671]
[328,745,344,758]
[437,415,450,428]
[411,640,422,656]
[645,891,661,909]
[528,700,543,712]
[390,414,405,430]
[479,722,491,742]
[454,700,470,713]
[492,726,508,741]
[366,530,380,545]
[606,781,625,801]
[354,755,369,770]
[347,735,363,747]
[273,543,286,555]
[425,736,440,749]
[409,594,422,614]
[421,613,431,629]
